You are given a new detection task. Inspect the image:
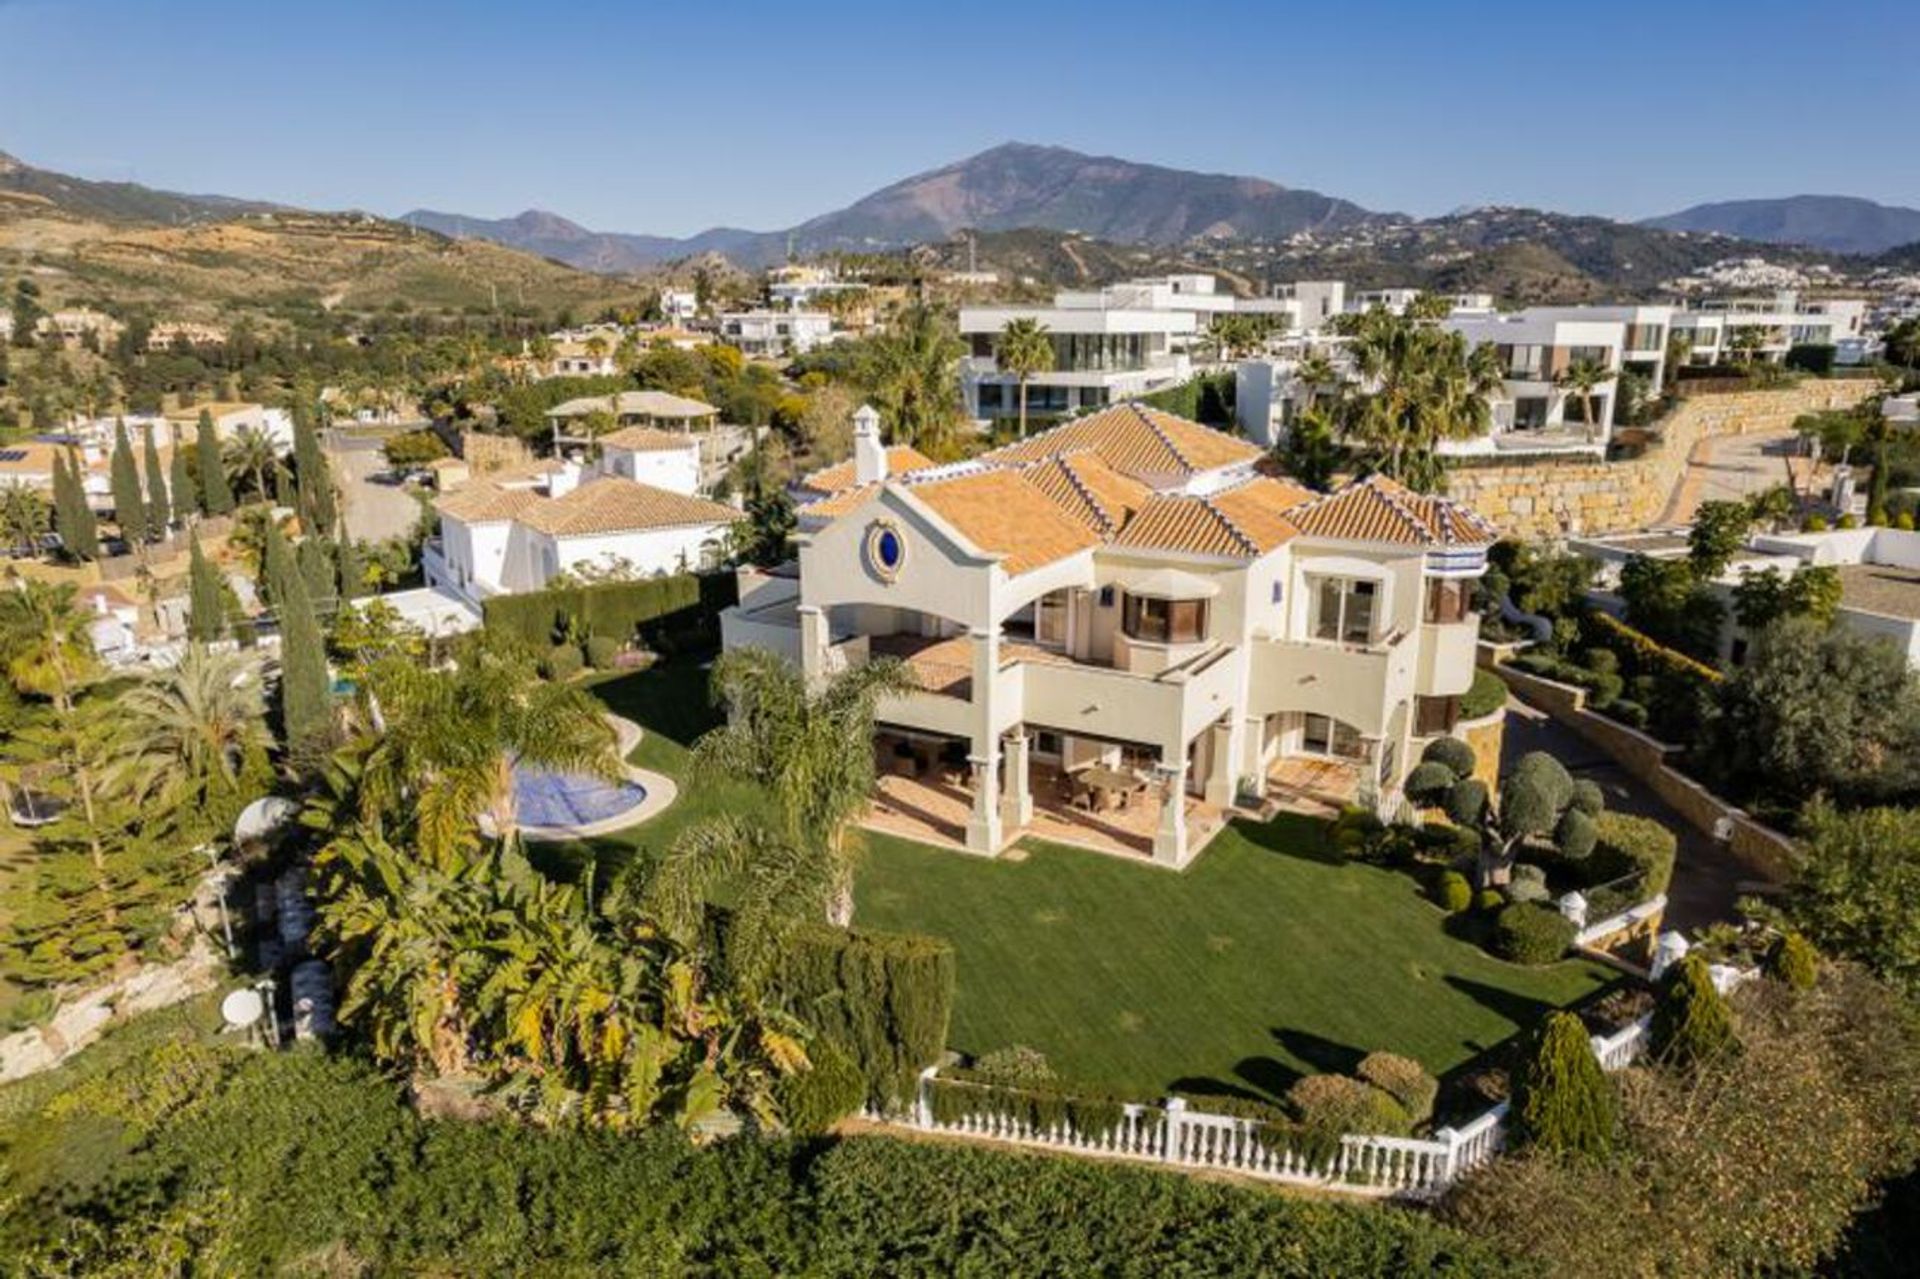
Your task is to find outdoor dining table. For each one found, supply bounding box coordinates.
[1076,765,1148,812]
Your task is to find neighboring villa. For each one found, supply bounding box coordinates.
[1671,291,1867,365]
[424,444,739,607]
[722,403,1495,867]
[1575,524,1920,668]
[545,390,756,493]
[718,309,834,357]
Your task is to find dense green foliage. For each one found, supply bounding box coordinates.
[1785,802,1920,997]
[194,411,235,515]
[1460,666,1507,719]
[1768,932,1820,991]
[483,572,736,650]
[106,417,147,543]
[773,924,953,1107]
[1511,1010,1615,1157]
[1491,902,1577,965]
[1590,811,1677,898]
[1137,371,1235,425]
[0,1027,1516,1277]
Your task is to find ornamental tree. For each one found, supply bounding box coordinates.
[1404,739,1602,886]
[1649,953,1738,1069]
[1512,1010,1615,1158]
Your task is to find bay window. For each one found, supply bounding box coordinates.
[1122,593,1208,644]
[1424,577,1471,625]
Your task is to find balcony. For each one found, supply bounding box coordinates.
[1248,630,1411,737]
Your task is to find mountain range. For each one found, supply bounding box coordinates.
[1640,194,1920,256]
[406,143,1386,271]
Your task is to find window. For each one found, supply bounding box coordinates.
[1311,577,1378,645]
[1513,396,1550,429]
[1301,714,1363,758]
[1566,345,1611,369]
[1122,593,1208,644]
[1415,695,1459,735]
[1098,585,1116,608]
[1034,730,1063,757]
[1424,577,1470,624]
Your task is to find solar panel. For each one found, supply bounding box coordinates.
[0,450,27,462]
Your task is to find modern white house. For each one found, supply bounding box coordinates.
[722,402,1496,866]
[719,309,834,357]
[162,401,294,450]
[1435,310,1631,455]
[660,289,699,324]
[424,454,738,606]
[1671,292,1868,364]
[958,300,1196,422]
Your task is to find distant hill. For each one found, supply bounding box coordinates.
[1642,195,1920,255]
[0,148,280,225]
[0,151,635,320]
[407,142,1390,271]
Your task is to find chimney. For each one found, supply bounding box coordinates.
[548,459,583,499]
[852,404,886,485]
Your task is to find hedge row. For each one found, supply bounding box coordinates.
[774,923,954,1109]
[4,1042,1524,1276]
[482,572,737,648]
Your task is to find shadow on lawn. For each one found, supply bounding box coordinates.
[1231,812,1342,866]
[1170,1028,1370,1107]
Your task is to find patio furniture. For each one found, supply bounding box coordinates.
[1079,765,1145,813]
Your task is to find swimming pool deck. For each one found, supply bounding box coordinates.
[519,713,678,841]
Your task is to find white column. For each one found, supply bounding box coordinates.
[1203,718,1240,808]
[999,730,1033,831]
[1152,762,1189,868]
[967,753,1002,853]
[797,604,828,686]
[967,626,1003,853]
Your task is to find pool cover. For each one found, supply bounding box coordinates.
[513,766,648,830]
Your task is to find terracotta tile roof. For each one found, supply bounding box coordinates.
[982,403,1262,485]
[1287,473,1499,546]
[1208,477,1314,549]
[547,390,717,419]
[481,459,567,486]
[1017,451,1153,536]
[906,468,1101,575]
[600,426,696,452]
[799,446,935,495]
[1113,495,1264,558]
[796,482,879,522]
[518,478,737,538]
[435,482,546,523]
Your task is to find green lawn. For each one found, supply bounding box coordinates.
[586,660,1618,1106]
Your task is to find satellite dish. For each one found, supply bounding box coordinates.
[221,987,266,1029]
[233,795,299,848]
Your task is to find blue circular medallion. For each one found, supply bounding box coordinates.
[865,520,906,582]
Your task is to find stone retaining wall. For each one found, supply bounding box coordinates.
[1489,662,1796,881]
[1446,378,1875,541]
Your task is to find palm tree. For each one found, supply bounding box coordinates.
[119,644,272,814]
[993,317,1054,438]
[352,635,622,865]
[1728,326,1767,366]
[856,304,965,458]
[1556,358,1612,442]
[223,424,281,506]
[1293,352,1340,415]
[0,485,48,556]
[646,648,918,969]
[1338,309,1500,487]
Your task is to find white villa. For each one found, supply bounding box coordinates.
[722,403,1496,867]
[719,309,834,357]
[424,439,738,607]
[1672,292,1867,364]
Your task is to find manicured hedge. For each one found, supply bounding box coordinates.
[1460,667,1508,720]
[1135,373,1235,426]
[482,572,737,648]
[1591,811,1677,898]
[774,924,954,1108]
[2,1035,1523,1276]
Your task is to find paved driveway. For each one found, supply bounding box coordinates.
[1499,700,1747,932]
[327,426,431,544]
[1663,429,1807,523]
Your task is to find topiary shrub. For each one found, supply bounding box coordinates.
[1568,779,1604,817]
[1581,647,1620,677]
[1837,514,1859,530]
[971,1045,1056,1089]
[1592,812,1677,896]
[541,642,585,680]
[1649,953,1738,1068]
[1491,903,1575,964]
[1897,511,1917,532]
[1554,808,1598,861]
[1446,779,1490,827]
[1473,888,1506,914]
[1287,1073,1410,1137]
[776,1039,867,1135]
[1404,761,1458,805]
[1606,698,1650,729]
[1460,667,1507,719]
[584,634,621,670]
[1356,1052,1437,1127]
[1422,736,1477,777]
[1432,869,1472,914]
[1765,932,1819,991]
[1803,514,1830,532]
[1512,1010,1615,1158]
[1508,863,1551,905]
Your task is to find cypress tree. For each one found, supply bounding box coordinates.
[1765,932,1819,991]
[197,410,234,515]
[169,439,198,519]
[186,533,227,642]
[1650,953,1739,1069]
[292,399,335,531]
[335,533,366,602]
[141,423,170,533]
[108,418,148,545]
[51,449,99,561]
[276,543,331,759]
[297,535,335,611]
[261,516,296,611]
[1512,1011,1616,1158]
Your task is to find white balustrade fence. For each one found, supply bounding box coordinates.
[868,961,1762,1200]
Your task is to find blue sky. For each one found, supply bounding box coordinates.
[1,0,1910,234]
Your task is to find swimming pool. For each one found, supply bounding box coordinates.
[513,764,649,831]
